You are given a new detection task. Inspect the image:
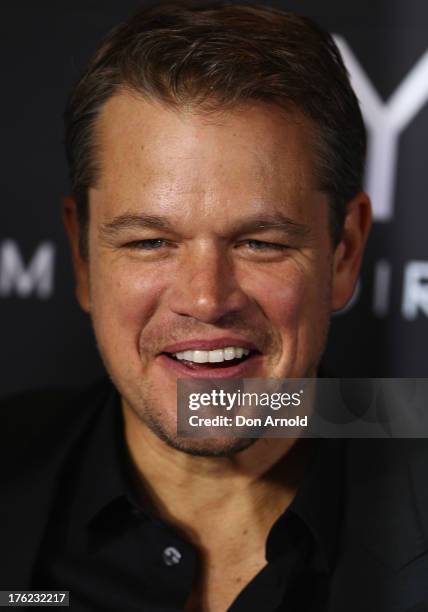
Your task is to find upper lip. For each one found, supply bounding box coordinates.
[161,338,260,354]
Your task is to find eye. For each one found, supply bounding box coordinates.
[125,239,168,250]
[242,239,289,251]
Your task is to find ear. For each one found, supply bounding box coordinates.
[331,192,372,311]
[63,196,91,312]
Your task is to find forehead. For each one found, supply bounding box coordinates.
[90,90,320,224]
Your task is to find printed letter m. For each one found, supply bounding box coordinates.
[0,240,55,298]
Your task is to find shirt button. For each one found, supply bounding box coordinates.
[162,546,182,566]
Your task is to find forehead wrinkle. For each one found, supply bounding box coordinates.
[90,92,323,241]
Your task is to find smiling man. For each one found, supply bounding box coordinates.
[71,94,359,460]
[63,6,370,462]
[0,2,383,611]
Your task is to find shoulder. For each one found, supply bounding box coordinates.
[0,378,114,470]
[342,438,428,569]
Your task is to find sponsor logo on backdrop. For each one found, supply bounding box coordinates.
[334,37,428,319]
[335,37,428,221]
[0,240,54,299]
[336,261,428,320]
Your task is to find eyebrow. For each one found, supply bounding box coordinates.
[99,211,311,241]
[100,214,176,240]
[229,213,311,240]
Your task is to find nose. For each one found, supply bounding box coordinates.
[168,243,249,324]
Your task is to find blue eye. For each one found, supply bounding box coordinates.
[245,239,288,250]
[126,239,166,249]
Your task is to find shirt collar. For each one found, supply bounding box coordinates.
[73,381,344,570]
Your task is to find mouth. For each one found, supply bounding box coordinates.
[158,342,263,378]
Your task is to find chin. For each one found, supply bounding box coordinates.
[168,437,257,457]
[145,412,256,456]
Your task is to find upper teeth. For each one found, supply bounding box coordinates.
[173,347,250,363]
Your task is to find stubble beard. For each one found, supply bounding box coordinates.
[94,338,255,457]
[128,388,257,457]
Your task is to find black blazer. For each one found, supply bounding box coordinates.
[1,380,428,612]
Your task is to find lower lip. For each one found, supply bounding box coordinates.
[156,353,263,379]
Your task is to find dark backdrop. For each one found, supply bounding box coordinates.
[1,0,427,397]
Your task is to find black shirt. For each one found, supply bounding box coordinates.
[32,385,344,611]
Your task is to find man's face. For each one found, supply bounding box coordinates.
[68,91,360,454]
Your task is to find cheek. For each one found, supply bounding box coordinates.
[247,267,308,328]
[90,261,164,342]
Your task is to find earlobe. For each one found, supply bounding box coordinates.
[331,192,372,312]
[62,196,91,312]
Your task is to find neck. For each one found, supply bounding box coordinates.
[122,402,314,546]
